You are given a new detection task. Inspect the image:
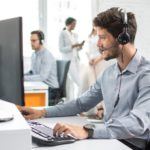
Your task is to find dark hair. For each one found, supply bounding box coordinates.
[63,17,76,30]
[89,28,96,37]
[31,30,45,44]
[93,7,137,43]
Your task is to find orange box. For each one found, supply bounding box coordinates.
[25,93,46,107]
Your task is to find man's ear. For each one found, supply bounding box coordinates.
[118,44,123,50]
[115,38,122,49]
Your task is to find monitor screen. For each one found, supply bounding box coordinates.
[0,17,24,105]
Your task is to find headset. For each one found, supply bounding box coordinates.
[117,8,130,45]
[37,30,45,45]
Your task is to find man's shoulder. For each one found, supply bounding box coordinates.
[98,62,116,82]
[42,48,52,54]
[102,62,116,74]
[138,56,150,75]
[42,49,55,59]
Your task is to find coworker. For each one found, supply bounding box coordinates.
[24,30,59,89]
[59,17,84,86]
[19,8,150,149]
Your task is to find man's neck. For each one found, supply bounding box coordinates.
[117,44,136,72]
[35,45,44,52]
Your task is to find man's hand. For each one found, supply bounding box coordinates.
[53,123,88,140]
[16,105,46,120]
[96,104,104,119]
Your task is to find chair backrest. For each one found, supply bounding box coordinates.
[56,60,70,98]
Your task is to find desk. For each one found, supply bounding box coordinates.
[24,81,49,107]
[0,100,31,150]
[32,116,132,150]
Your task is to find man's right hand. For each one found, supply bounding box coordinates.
[16,105,46,120]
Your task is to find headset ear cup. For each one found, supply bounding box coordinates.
[39,31,44,45]
[39,37,42,44]
[117,32,130,45]
[41,39,44,44]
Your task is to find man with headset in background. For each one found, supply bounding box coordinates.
[20,8,150,149]
[24,30,59,89]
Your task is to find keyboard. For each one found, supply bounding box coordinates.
[28,120,76,146]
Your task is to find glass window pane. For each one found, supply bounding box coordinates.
[47,0,92,58]
[0,0,39,57]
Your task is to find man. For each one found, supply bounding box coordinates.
[19,8,150,149]
[24,30,59,89]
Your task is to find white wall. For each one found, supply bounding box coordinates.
[93,0,150,59]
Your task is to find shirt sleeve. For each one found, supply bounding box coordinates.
[24,74,43,81]
[92,72,150,140]
[45,77,103,117]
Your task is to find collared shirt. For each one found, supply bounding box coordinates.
[45,51,150,147]
[24,48,59,88]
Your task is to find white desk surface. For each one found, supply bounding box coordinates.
[32,116,132,150]
[24,81,49,91]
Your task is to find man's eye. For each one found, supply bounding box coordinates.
[99,36,106,39]
[101,37,106,39]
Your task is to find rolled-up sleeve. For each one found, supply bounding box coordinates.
[45,78,103,117]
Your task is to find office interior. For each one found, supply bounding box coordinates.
[0,0,150,150]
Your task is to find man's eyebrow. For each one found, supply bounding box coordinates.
[98,34,106,38]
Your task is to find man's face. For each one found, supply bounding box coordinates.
[96,27,120,60]
[30,34,41,50]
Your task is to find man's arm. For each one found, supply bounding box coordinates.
[18,78,103,120]
[45,78,103,117]
[24,74,43,81]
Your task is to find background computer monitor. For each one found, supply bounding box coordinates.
[0,17,24,105]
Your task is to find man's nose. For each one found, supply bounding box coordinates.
[97,39,102,48]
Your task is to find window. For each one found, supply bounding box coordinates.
[47,0,92,58]
[0,0,39,57]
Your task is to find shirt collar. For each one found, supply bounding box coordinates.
[35,48,45,55]
[115,50,141,75]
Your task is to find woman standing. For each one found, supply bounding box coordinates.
[59,17,84,98]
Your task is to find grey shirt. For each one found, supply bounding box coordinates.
[24,48,59,88]
[45,51,150,146]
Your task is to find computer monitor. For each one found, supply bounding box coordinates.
[0,17,24,105]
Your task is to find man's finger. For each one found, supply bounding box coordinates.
[56,125,68,135]
[24,114,35,120]
[63,129,76,139]
[53,123,63,135]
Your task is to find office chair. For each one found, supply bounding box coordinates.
[145,141,150,150]
[48,60,70,105]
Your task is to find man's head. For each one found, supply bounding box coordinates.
[30,30,45,50]
[93,7,137,60]
[65,17,76,31]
